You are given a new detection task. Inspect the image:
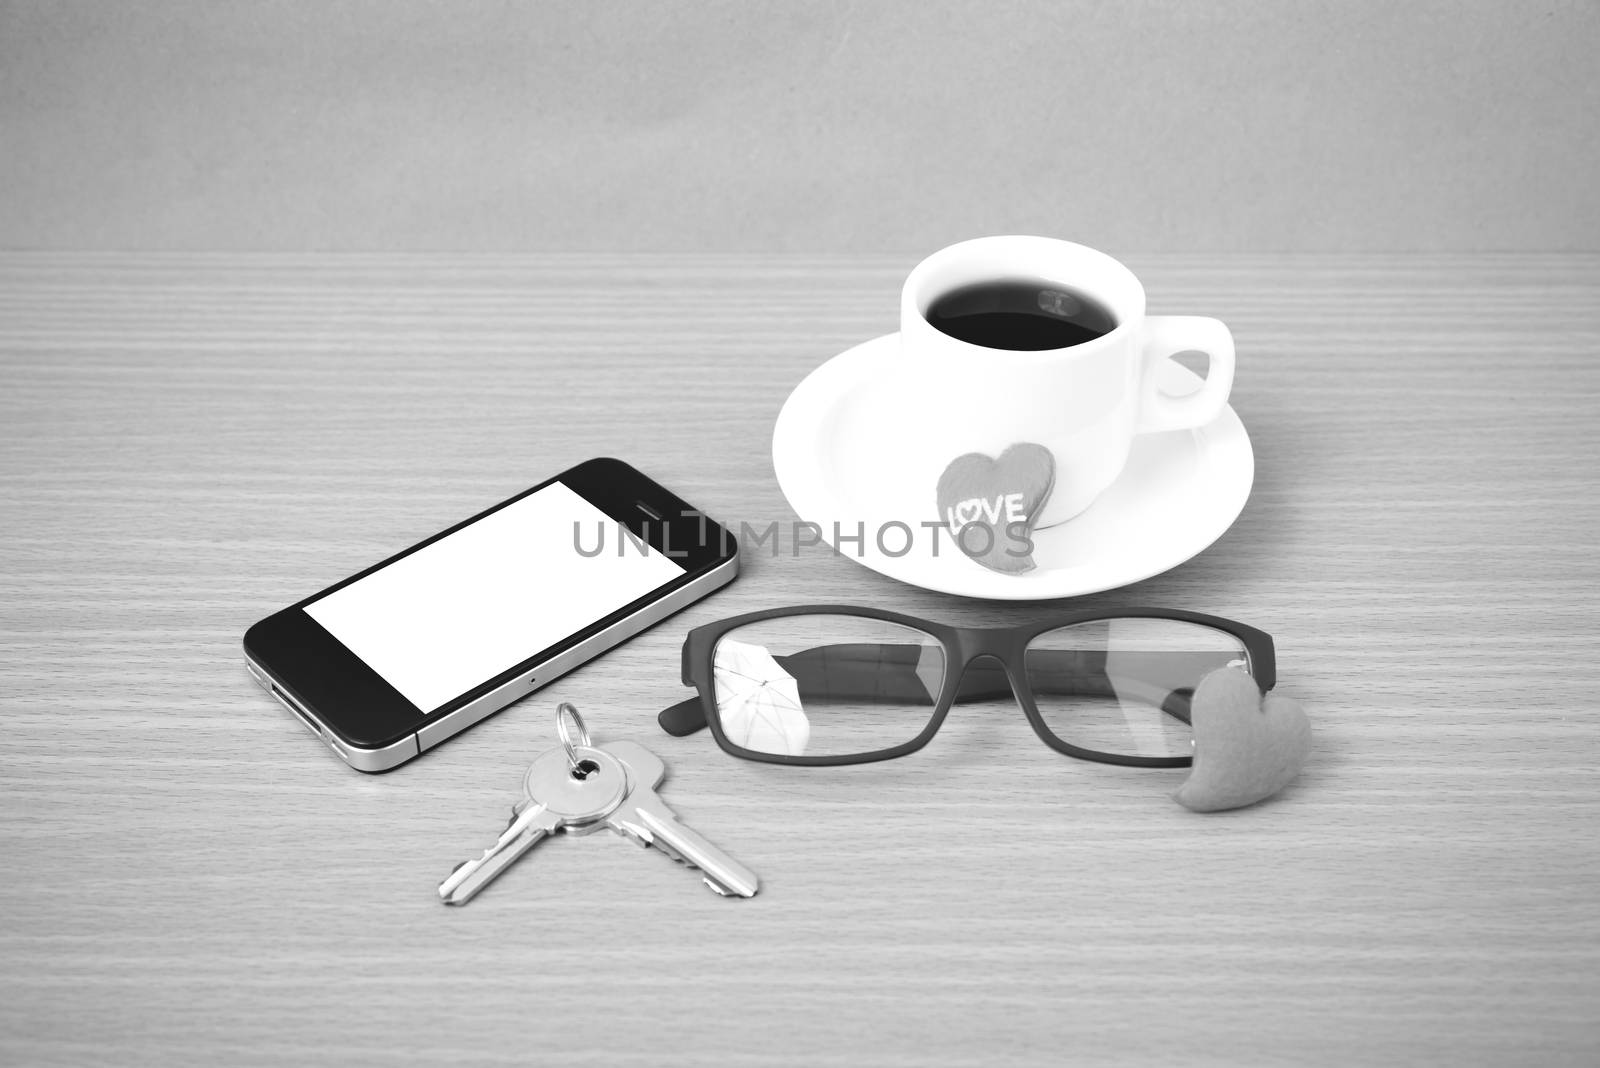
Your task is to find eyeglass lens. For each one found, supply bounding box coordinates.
[1023,618,1251,758]
[710,614,948,758]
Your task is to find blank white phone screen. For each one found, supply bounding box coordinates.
[305,481,686,713]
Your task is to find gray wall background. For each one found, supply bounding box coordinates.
[2,0,1596,252]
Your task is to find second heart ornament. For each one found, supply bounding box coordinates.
[935,443,1056,574]
[1174,666,1312,813]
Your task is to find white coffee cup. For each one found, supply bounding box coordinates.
[897,235,1236,528]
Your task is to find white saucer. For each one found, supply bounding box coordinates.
[771,332,1254,601]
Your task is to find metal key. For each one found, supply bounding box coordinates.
[438,745,628,905]
[600,739,760,898]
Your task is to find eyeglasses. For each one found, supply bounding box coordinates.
[657,606,1276,767]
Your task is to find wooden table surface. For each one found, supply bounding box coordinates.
[2,253,1597,1067]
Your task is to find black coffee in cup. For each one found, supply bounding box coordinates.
[926,278,1117,351]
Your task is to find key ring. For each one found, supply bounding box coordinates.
[555,702,592,772]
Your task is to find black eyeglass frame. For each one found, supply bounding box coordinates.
[660,605,1276,768]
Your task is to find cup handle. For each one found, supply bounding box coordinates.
[1135,316,1236,433]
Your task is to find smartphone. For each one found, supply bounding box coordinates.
[243,458,738,772]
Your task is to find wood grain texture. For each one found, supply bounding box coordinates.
[1,253,1597,1067]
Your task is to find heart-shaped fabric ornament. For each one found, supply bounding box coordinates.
[935,444,1055,574]
[1174,666,1312,813]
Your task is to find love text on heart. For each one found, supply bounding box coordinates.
[944,493,1028,536]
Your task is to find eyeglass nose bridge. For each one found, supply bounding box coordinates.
[939,651,1029,711]
[926,647,1072,753]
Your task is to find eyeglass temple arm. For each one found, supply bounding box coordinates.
[657,645,1208,736]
